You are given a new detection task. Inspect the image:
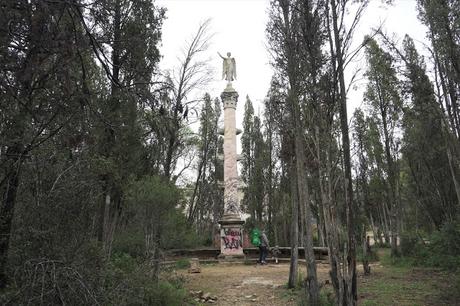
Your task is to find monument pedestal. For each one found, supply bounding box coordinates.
[218,214,245,259]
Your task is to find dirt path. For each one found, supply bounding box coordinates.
[181,262,331,306]
[179,258,457,306]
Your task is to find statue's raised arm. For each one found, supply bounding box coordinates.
[218,51,236,83]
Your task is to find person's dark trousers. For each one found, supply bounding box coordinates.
[259,246,268,263]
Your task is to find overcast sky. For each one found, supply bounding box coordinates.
[157,0,429,181]
[157,0,428,125]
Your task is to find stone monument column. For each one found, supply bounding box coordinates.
[218,85,244,258]
[217,52,244,259]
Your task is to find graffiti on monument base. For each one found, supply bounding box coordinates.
[221,228,242,251]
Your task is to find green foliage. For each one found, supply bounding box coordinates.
[294,287,334,306]
[146,281,188,306]
[104,266,187,305]
[127,175,179,213]
[113,208,207,258]
[361,248,457,305]
[2,244,189,306]
[318,288,335,306]
[357,247,380,263]
[175,259,191,269]
[396,221,460,271]
[102,254,188,305]
[0,0,207,303]
[113,229,145,259]
[296,270,305,289]
[400,231,422,257]
[112,252,138,274]
[373,240,391,248]
[161,208,207,249]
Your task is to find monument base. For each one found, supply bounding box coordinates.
[218,214,245,259]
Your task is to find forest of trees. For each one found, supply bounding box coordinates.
[1,0,459,305]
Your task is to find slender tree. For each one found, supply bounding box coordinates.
[364,38,403,257]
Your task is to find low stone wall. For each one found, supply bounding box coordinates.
[165,246,328,261]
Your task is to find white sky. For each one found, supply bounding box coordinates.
[157,0,429,124]
[157,0,430,183]
[157,0,272,126]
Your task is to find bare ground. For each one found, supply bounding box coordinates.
[178,258,458,306]
[180,262,330,306]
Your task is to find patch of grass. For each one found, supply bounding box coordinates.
[175,258,191,270]
[283,287,334,306]
[296,270,304,288]
[379,248,416,268]
[359,248,452,306]
[319,288,335,306]
[280,270,333,306]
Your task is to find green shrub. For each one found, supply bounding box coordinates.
[104,259,188,305]
[431,221,460,257]
[357,247,379,263]
[374,241,390,248]
[400,231,421,256]
[112,252,138,273]
[319,288,335,306]
[398,221,460,271]
[295,270,305,289]
[161,209,207,249]
[175,258,191,269]
[295,288,334,306]
[112,229,145,259]
[143,281,187,306]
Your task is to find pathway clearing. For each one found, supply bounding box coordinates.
[178,255,457,305]
[180,262,331,306]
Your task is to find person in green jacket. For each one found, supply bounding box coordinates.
[259,229,270,264]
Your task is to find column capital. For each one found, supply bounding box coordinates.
[221,89,238,109]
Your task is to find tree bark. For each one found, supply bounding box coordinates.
[288,156,299,288]
[98,0,122,259]
[330,0,357,303]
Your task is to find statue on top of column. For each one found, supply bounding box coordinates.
[218,52,236,83]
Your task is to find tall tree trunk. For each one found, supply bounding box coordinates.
[151,216,161,284]
[380,104,399,257]
[330,0,357,303]
[445,134,460,209]
[98,0,122,259]
[293,127,319,304]
[299,186,306,247]
[288,156,299,289]
[278,1,319,299]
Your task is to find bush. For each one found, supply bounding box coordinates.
[400,231,421,257]
[398,221,460,271]
[0,259,102,305]
[103,255,189,305]
[161,209,207,249]
[430,221,460,257]
[296,270,305,289]
[175,258,190,269]
[357,247,379,263]
[295,288,335,306]
[319,288,335,306]
[111,252,138,273]
[143,281,187,306]
[112,229,145,259]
